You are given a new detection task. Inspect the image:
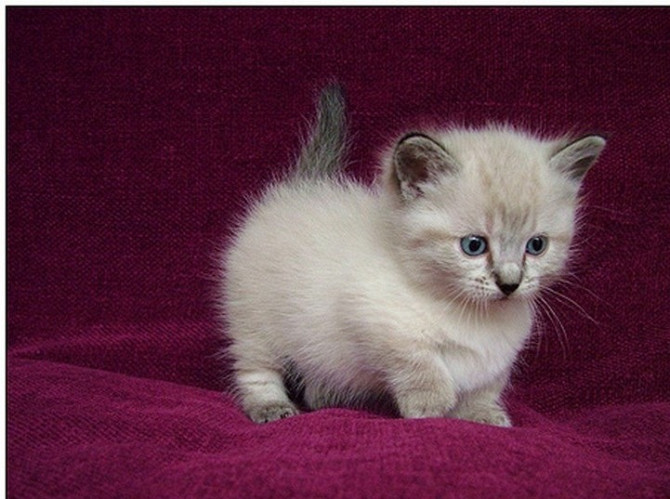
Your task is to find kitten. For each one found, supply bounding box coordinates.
[220,84,605,426]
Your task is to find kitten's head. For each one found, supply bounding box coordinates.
[382,125,605,305]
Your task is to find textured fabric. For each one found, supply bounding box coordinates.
[7,7,670,497]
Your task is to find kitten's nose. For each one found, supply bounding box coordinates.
[497,282,520,296]
[494,263,522,296]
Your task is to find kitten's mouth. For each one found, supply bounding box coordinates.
[494,291,524,303]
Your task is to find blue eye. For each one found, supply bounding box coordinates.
[460,235,488,256]
[526,235,548,255]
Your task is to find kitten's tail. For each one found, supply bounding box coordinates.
[294,83,348,180]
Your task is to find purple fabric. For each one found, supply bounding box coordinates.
[8,7,670,497]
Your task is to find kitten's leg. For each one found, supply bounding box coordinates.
[235,366,298,423]
[389,352,458,419]
[449,376,512,427]
[230,340,299,423]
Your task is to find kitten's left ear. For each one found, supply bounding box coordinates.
[550,135,606,184]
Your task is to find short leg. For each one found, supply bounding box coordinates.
[236,367,299,423]
[390,353,458,419]
[450,377,512,427]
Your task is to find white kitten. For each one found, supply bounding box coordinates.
[220,85,605,425]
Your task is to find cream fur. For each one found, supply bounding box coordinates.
[221,123,604,425]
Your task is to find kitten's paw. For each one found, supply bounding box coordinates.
[247,402,299,424]
[396,390,457,419]
[457,406,512,427]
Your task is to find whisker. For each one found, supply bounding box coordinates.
[541,286,599,326]
[535,293,570,361]
[525,298,545,364]
[554,272,611,309]
[586,204,630,217]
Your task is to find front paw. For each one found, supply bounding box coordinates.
[396,389,457,419]
[454,404,512,427]
[246,402,299,424]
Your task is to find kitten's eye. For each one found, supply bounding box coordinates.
[526,235,548,255]
[460,235,488,256]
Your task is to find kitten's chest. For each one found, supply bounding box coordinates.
[432,304,532,391]
[342,274,532,393]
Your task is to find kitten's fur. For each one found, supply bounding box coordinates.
[221,85,605,425]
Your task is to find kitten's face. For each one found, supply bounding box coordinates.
[397,172,576,304]
[386,127,604,305]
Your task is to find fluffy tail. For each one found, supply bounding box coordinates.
[294,83,348,180]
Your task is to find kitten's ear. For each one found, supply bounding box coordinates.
[392,133,460,201]
[550,135,606,184]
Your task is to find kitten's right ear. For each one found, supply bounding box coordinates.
[391,133,460,201]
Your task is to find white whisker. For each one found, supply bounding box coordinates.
[535,293,569,361]
[541,285,599,326]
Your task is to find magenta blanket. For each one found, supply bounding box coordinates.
[8,7,670,497]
